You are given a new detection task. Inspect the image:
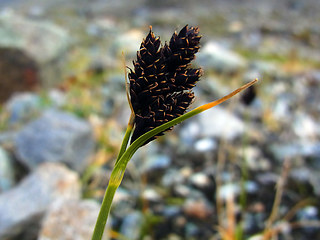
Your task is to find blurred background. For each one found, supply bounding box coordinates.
[0,0,320,239]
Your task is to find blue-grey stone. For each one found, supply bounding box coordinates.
[196,41,247,73]
[0,162,80,239]
[270,141,320,161]
[194,138,217,152]
[39,199,104,240]
[5,93,41,124]
[0,147,15,192]
[141,154,171,174]
[0,10,70,64]
[250,60,279,76]
[162,168,185,187]
[198,106,245,140]
[15,110,94,172]
[120,211,144,240]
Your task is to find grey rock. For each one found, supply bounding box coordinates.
[0,9,71,87]
[291,167,320,197]
[141,188,162,202]
[0,131,16,145]
[180,106,245,144]
[162,206,181,218]
[217,183,240,200]
[185,222,201,237]
[196,41,247,73]
[189,172,211,188]
[173,184,192,198]
[48,89,67,107]
[272,94,292,122]
[197,76,232,97]
[120,211,144,240]
[15,110,94,172]
[296,206,319,234]
[297,206,318,221]
[141,154,171,174]
[110,29,144,60]
[162,168,185,187]
[198,106,245,140]
[0,162,80,239]
[194,138,217,152]
[179,121,201,146]
[290,167,312,183]
[113,187,131,205]
[292,112,320,140]
[218,181,258,200]
[183,198,214,220]
[309,70,320,83]
[250,60,279,76]
[39,199,109,240]
[270,141,320,161]
[256,172,279,185]
[0,9,70,64]
[0,147,15,192]
[5,93,41,124]
[241,146,271,171]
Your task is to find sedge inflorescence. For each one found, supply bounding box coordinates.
[129,25,202,144]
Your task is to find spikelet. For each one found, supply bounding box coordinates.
[129,25,202,144]
[164,25,201,71]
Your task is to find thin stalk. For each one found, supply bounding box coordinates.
[92,114,134,240]
[91,164,127,240]
[116,113,135,164]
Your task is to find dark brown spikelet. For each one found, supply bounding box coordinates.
[129,25,201,145]
[163,25,201,71]
[131,91,195,144]
[129,28,167,115]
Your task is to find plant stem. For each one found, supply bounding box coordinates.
[92,114,134,240]
[91,184,117,240]
[116,113,135,164]
[91,163,127,240]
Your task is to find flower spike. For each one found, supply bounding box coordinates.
[129,25,202,144]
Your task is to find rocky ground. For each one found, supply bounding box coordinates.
[0,0,320,239]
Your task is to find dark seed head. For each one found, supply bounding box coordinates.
[129,25,202,145]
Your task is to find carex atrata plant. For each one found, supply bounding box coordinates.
[92,25,257,240]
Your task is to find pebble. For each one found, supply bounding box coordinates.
[198,106,245,141]
[38,199,107,240]
[189,172,211,188]
[0,147,15,192]
[183,198,213,220]
[194,138,217,152]
[141,188,162,202]
[119,211,144,240]
[162,168,185,187]
[196,41,247,73]
[292,112,319,140]
[15,110,95,172]
[0,10,70,64]
[140,154,171,174]
[5,93,41,124]
[0,162,80,239]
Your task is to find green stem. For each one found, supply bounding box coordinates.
[116,113,135,164]
[92,114,134,240]
[91,162,127,240]
[91,184,117,240]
